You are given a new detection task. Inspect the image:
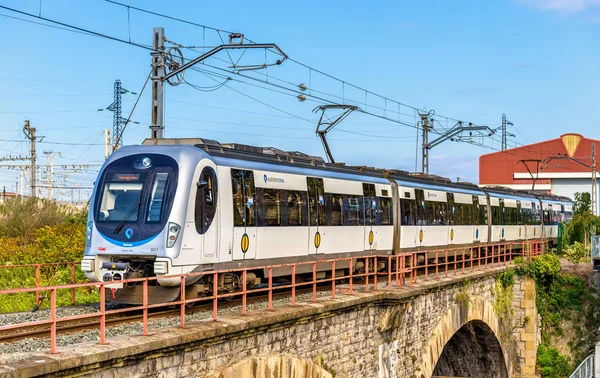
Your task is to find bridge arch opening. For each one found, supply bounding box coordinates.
[432,320,508,378]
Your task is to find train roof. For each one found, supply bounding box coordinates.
[141,138,572,203]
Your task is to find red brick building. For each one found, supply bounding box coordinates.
[479,133,598,212]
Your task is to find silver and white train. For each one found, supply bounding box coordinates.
[81,138,573,303]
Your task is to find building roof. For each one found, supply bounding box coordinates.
[479,133,599,185]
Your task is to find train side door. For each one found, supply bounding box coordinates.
[195,167,219,259]
[231,169,257,260]
[307,177,326,254]
[363,183,376,250]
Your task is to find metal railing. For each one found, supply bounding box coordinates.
[570,354,594,378]
[0,240,543,354]
[0,262,81,305]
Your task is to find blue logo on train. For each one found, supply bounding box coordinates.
[125,228,134,239]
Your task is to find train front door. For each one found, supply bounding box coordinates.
[307,177,326,254]
[231,169,257,260]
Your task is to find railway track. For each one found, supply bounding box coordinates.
[0,253,518,346]
[0,286,330,344]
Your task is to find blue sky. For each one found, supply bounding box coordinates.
[0,0,598,197]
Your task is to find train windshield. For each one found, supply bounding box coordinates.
[97,173,146,223]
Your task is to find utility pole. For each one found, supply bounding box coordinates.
[593,143,597,216]
[419,113,433,174]
[149,27,288,140]
[150,27,166,140]
[502,114,507,151]
[104,129,111,159]
[43,151,60,200]
[111,80,124,149]
[22,120,39,198]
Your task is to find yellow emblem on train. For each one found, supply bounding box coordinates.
[241,233,249,253]
[368,230,374,246]
[450,229,454,241]
[314,231,321,249]
[419,229,424,243]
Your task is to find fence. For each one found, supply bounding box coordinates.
[569,354,594,378]
[0,240,542,354]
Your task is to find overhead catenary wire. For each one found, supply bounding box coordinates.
[0,1,532,181]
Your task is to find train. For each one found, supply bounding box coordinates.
[80,138,573,304]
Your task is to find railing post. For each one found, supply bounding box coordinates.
[71,263,76,305]
[212,272,218,321]
[312,262,317,302]
[142,280,148,335]
[410,253,415,285]
[445,249,449,277]
[35,264,40,304]
[291,265,296,306]
[242,269,248,314]
[180,275,186,328]
[395,255,399,287]
[462,248,466,273]
[387,255,392,291]
[268,266,273,311]
[99,283,106,344]
[454,248,458,275]
[50,288,57,354]
[373,256,378,290]
[331,261,336,299]
[349,258,354,294]
[365,258,370,292]
[424,253,429,281]
[435,250,439,279]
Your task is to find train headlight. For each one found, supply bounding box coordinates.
[86,221,93,247]
[166,222,181,248]
[81,259,95,272]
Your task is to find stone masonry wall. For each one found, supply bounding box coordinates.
[0,268,536,378]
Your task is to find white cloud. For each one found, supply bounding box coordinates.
[517,0,600,12]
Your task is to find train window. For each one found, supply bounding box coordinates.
[479,203,488,225]
[465,204,473,225]
[415,190,426,225]
[345,195,362,226]
[363,183,376,226]
[258,189,281,226]
[454,204,463,226]
[447,194,455,225]
[195,167,218,233]
[381,198,392,225]
[330,194,344,226]
[492,206,501,225]
[287,191,307,226]
[364,197,374,225]
[425,202,435,225]
[307,178,326,226]
[439,203,447,225]
[147,173,169,223]
[400,198,415,225]
[98,181,144,222]
[231,169,256,227]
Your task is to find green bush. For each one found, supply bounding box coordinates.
[536,344,572,377]
[0,197,91,313]
[563,241,589,265]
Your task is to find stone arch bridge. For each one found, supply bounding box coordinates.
[2,268,538,378]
